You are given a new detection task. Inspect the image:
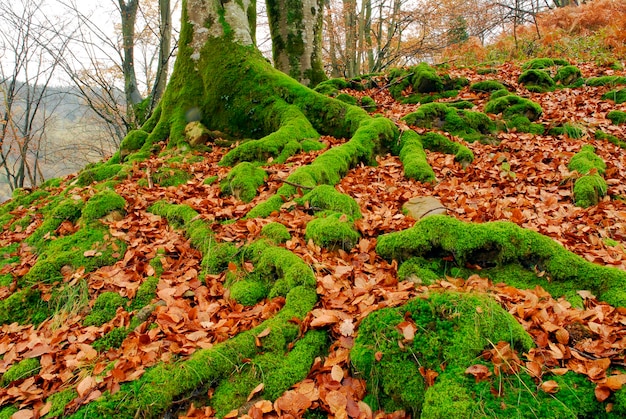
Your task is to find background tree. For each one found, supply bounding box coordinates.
[0,0,70,192]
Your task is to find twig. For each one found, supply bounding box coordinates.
[278,178,315,190]
[375,72,414,95]
[146,167,154,188]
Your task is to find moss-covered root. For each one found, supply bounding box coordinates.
[395,130,436,183]
[351,292,534,415]
[148,201,237,275]
[246,116,398,218]
[219,102,325,166]
[220,162,268,203]
[419,132,474,166]
[295,184,362,219]
[376,215,626,306]
[304,212,360,251]
[69,286,321,418]
[568,145,608,208]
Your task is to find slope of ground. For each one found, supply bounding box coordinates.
[1,60,626,418]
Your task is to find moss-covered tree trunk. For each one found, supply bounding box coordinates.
[266,0,326,87]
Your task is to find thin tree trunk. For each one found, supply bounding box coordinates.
[150,0,173,111]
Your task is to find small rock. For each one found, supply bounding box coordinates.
[403,196,447,220]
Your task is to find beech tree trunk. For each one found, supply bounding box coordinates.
[266,0,326,86]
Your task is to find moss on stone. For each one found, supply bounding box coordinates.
[220,162,267,203]
[396,130,437,183]
[83,291,128,327]
[607,110,626,125]
[522,58,566,69]
[351,292,533,415]
[313,78,349,97]
[602,89,626,104]
[469,80,507,92]
[376,215,626,306]
[82,189,126,223]
[1,357,41,387]
[304,212,360,250]
[360,95,376,111]
[152,166,192,187]
[296,184,362,219]
[485,94,543,121]
[120,130,149,160]
[402,103,495,143]
[261,222,291,243]
[506,115,545,134]
[336,93,358,106]
[411,63,444,93]
[203,175,218,185]
[75,163,125,187]
[92,327,131,352]
[554,65,583,86]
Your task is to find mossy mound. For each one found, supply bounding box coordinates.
[402,103,496,143]
[152,166,192,187]
[82,189,126,223]
[522,58,569,69]
[75,162,125,187]
[261,222,291,244]
[602,89,626,104]
[220,162,267,203]
[351,292,535,415]
[376,215,626,306]
[568,144,606,175]
[469,80,507,92]
[295,184,362,219]
[396,130,437,183]
[419,132,474,166]
[518,69,556,92]
[83,291,128,327]
[313,78,350,97]
[554,65,583,86]
[573,173,608,208]
[120,130,149,157]
[336,93,358,105]
[92,327,131,352]
[304,212,360,250]
[387,64,466,104]
[396,256,440,285]
[485,94,542,121]
[607,110,626,125]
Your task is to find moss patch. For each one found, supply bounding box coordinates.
[602,89,626,104]
[469,80,507,92]
[295,184,362,219]
[607,110,626,125]
[261,222,291,244]
[396,130,437,183]
[82,189,126,223]
[554,65,583,86]
[351,292,533,414]
[304,212,360,251]
[376,215,626,306]
[419,132,474,166]
[585,76,626,87]
[1,357,41,387]
[83,291,128,327]
[220,162,267,203]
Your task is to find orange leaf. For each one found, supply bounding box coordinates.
[465,364,492,383]
[77,376,95,397]
[595,385,612,402]
[540,380,559,394]
[331,365,344,383]
[247,382,264,402]
[605,375,626,391]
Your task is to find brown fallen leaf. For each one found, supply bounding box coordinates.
[540,380,559,394]
[247,382,264,402]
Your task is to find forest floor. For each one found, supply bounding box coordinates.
[1,61,626,418]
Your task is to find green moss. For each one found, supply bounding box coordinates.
[120,130,149,154]
[24,222,125,285]
[43,389,77,418]
[397,257,440,285]
[469,80,507,92]
[295,184,362,219]
[485,94,543,121]
[402,103,495,143]
[1,357,41,386]
[92,327,131,352]
[396,130,437,183]
[229,279,269,305]
[419,132,474,166]
[0,406,18,419]
[75,163,125,187]
[411,63,444,93]
[83,291,128,327]
[304,212,360,250]
[81,189,126,223]
[313,78,348,97]
[568,144,606,175]
[595,129,626,149]
[0,287,49,326]
[220,162,267,203]
[548,123,585,139]
[602,89,626,104]
[506,115,545,134]
[490,89,509,100]
[585,76,626,87]
[130,276,160,311]
[607,110,626,125]
[376,215,626,306]
[554,65,583,86]
[351,292,533,415]
[446,100,474,110]
[261,222,291,243]
[360,95,376,111]
[152,166,192,187]
[522,58,563,69]
[336,93,358,105]
[203,175,218,185]
[573,173,608,208]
